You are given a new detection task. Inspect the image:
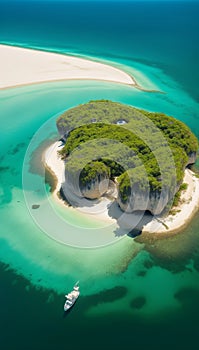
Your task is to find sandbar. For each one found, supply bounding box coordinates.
[44,141,199,236]
[0,44,136,89]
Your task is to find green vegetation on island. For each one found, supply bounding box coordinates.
[79,161,110,188]
[57,100,198,213]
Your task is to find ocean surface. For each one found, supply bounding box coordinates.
[0,1,199,349]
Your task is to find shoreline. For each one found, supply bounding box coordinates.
[43,141,116,224]
[44,141,199,237]
[141,168,199,236]
[0,44,138,90]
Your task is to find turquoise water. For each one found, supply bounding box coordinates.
[0,1,199,349]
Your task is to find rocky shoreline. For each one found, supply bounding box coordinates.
[44,141,199,236]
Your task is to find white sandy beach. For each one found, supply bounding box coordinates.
[44,142,199,235]
[44,141,116,224]
[0,44,135,89]
[142,168,199,234]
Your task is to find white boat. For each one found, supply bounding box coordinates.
[64,282,80,311]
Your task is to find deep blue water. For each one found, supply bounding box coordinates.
[1,1,199,350]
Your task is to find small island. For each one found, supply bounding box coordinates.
[45,100,199,236]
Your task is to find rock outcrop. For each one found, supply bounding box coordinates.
[117,188,172,215]
[63,162,110,200]
[117,153,197,215]
[81,175,110,199]
[187,152,197,166]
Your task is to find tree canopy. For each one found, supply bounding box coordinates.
[57,100,198,205]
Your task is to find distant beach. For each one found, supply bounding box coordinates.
[0,44,136,89]
[44,141,199,237]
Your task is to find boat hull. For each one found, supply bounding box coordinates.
[64,298,78,312]
[64,285,80,311]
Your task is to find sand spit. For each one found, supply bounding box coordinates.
[0,44,136,89]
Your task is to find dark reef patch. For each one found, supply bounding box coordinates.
[130,296,146,310]
[32,204,40,209]
[0,166,10,172]
[86,286,127,307]
[174,287,199,310]
[8,142,26,155]
[136,270,147,277]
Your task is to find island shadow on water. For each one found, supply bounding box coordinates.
[107,200,153,238]
[58,179,152,239]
